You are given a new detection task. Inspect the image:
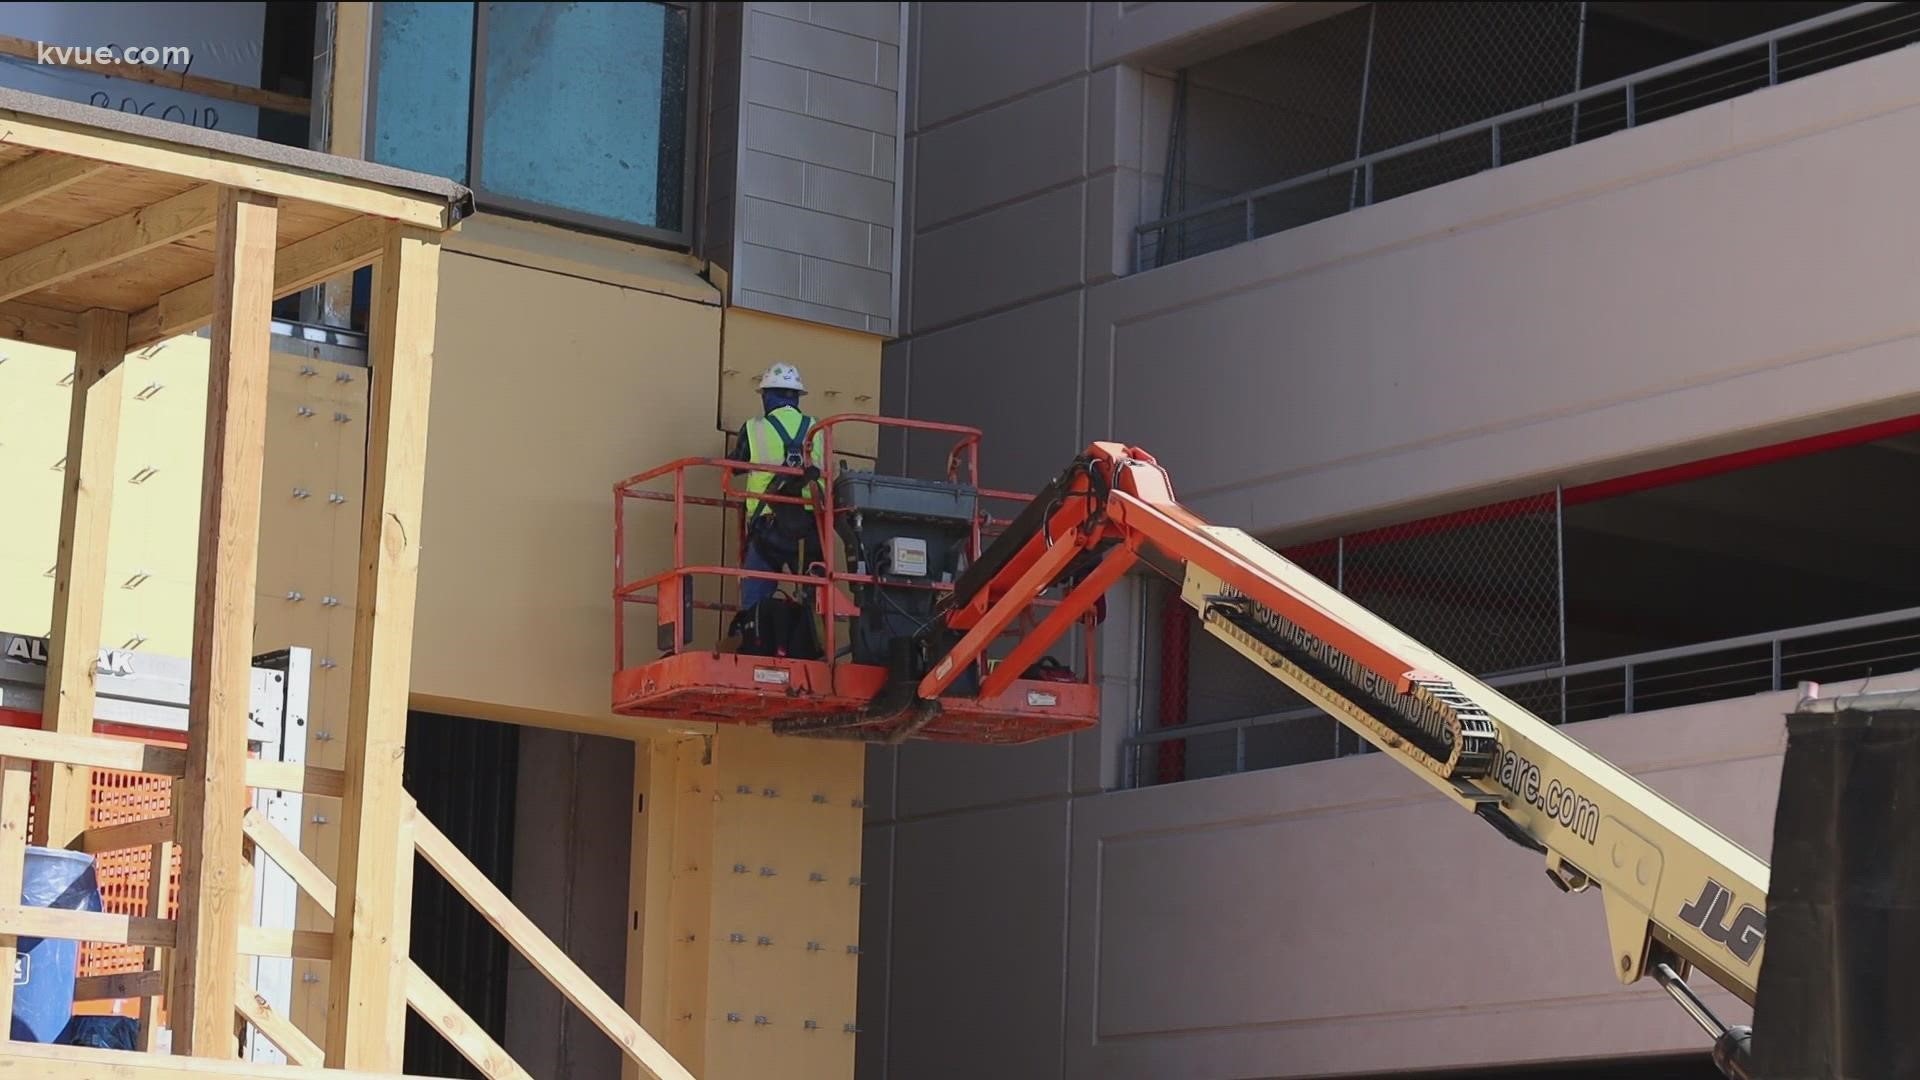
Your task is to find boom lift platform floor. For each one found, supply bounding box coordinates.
[612,651,1097,743]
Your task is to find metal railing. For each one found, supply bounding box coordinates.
[1136,2,1919,271]
[1128,603,1920,786]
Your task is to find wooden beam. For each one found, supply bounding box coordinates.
[0,150,110,215]
[34,308,131,849]
[243,760,347,798]
[0,185,217,304]
[73,967,166,1001]
[0,725,186,775]
[0,905,175,947]
[236,973,326,1065]
[0,108,453,229]
[405,961,533,1080]
[245,808,534,1080]
[0,1040,459,1078]
[170,187,278,1058]
[237,926,335,960]
[243,808,334,907]
[136,833,175,1052]
[0,33,312,116]
[77,813,174,854]
[414,813,698,1080]
[0,759,32,1025]
[128,216,387,348]
[326,225,441,1072]
[0,298,80,350]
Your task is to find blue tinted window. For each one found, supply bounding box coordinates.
[371,2,475,182]
[476,2,688,232]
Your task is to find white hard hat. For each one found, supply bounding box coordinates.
[757,363,807,393]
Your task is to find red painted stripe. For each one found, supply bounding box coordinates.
[1562,413,1920,506]
[1274,413,1920,556]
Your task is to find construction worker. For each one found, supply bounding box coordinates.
[728,363,826,647]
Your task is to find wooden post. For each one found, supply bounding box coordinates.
[325,224,440,1070]
[623,738,678,1080]
[33,308,130,849]
[0,758,33,1030]
[170,187,279,1058]
[136,838,175,1052]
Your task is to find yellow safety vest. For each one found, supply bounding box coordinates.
[742,406,824,521]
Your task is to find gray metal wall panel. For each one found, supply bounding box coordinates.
[724,4,906,332]
[505,731,633,1080]
[915,78,1089,230]
[910,185,1085,331]
[897,737,1074,820]
[916,1,1090,127]
[886,801,1069,1080]
[812,2,905,45]
[905,290,1084,490]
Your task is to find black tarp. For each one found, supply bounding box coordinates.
[1752,693,1920,1079]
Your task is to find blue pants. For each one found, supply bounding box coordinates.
[739,519,823,613]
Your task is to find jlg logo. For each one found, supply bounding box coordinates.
[1677,878,1765,965]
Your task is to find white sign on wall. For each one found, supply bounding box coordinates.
[0,1,268,136]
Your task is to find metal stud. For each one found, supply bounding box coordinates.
[297,405,315,418]
[292,488,311,499]
[319,657,338,669]
[762,787,779,798]
[844,1023,860,1034]
[850,876,864,887]
[728,933,745,944]
[809,872,826,883]
[754,1015,770,1026]
[805,1019,819,1031]
[806,941,822,952]
[328,493,347,505]
[812,793,828,804]
[851,798,866,809]
[726,1013,741,1023]
[736,784,753,795]
[333,411,351,423]
[846,944,861,955]
[732,863,748,874]
[336,371,354,384]
[756,936,772,946]
[286,591,304,602]
[321,596,340,607]
[759,866,775,877]
[299,365,317,377]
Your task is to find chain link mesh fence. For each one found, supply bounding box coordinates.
[1139,492,1567,783]
[1139,2,1916,272]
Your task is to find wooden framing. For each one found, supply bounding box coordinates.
[169,186,280,1056]
[0,85,483,1077]
[34,308,130,849]
[0,84,719,1080]
[0,760,31,1026]
[326,227,441,1072]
